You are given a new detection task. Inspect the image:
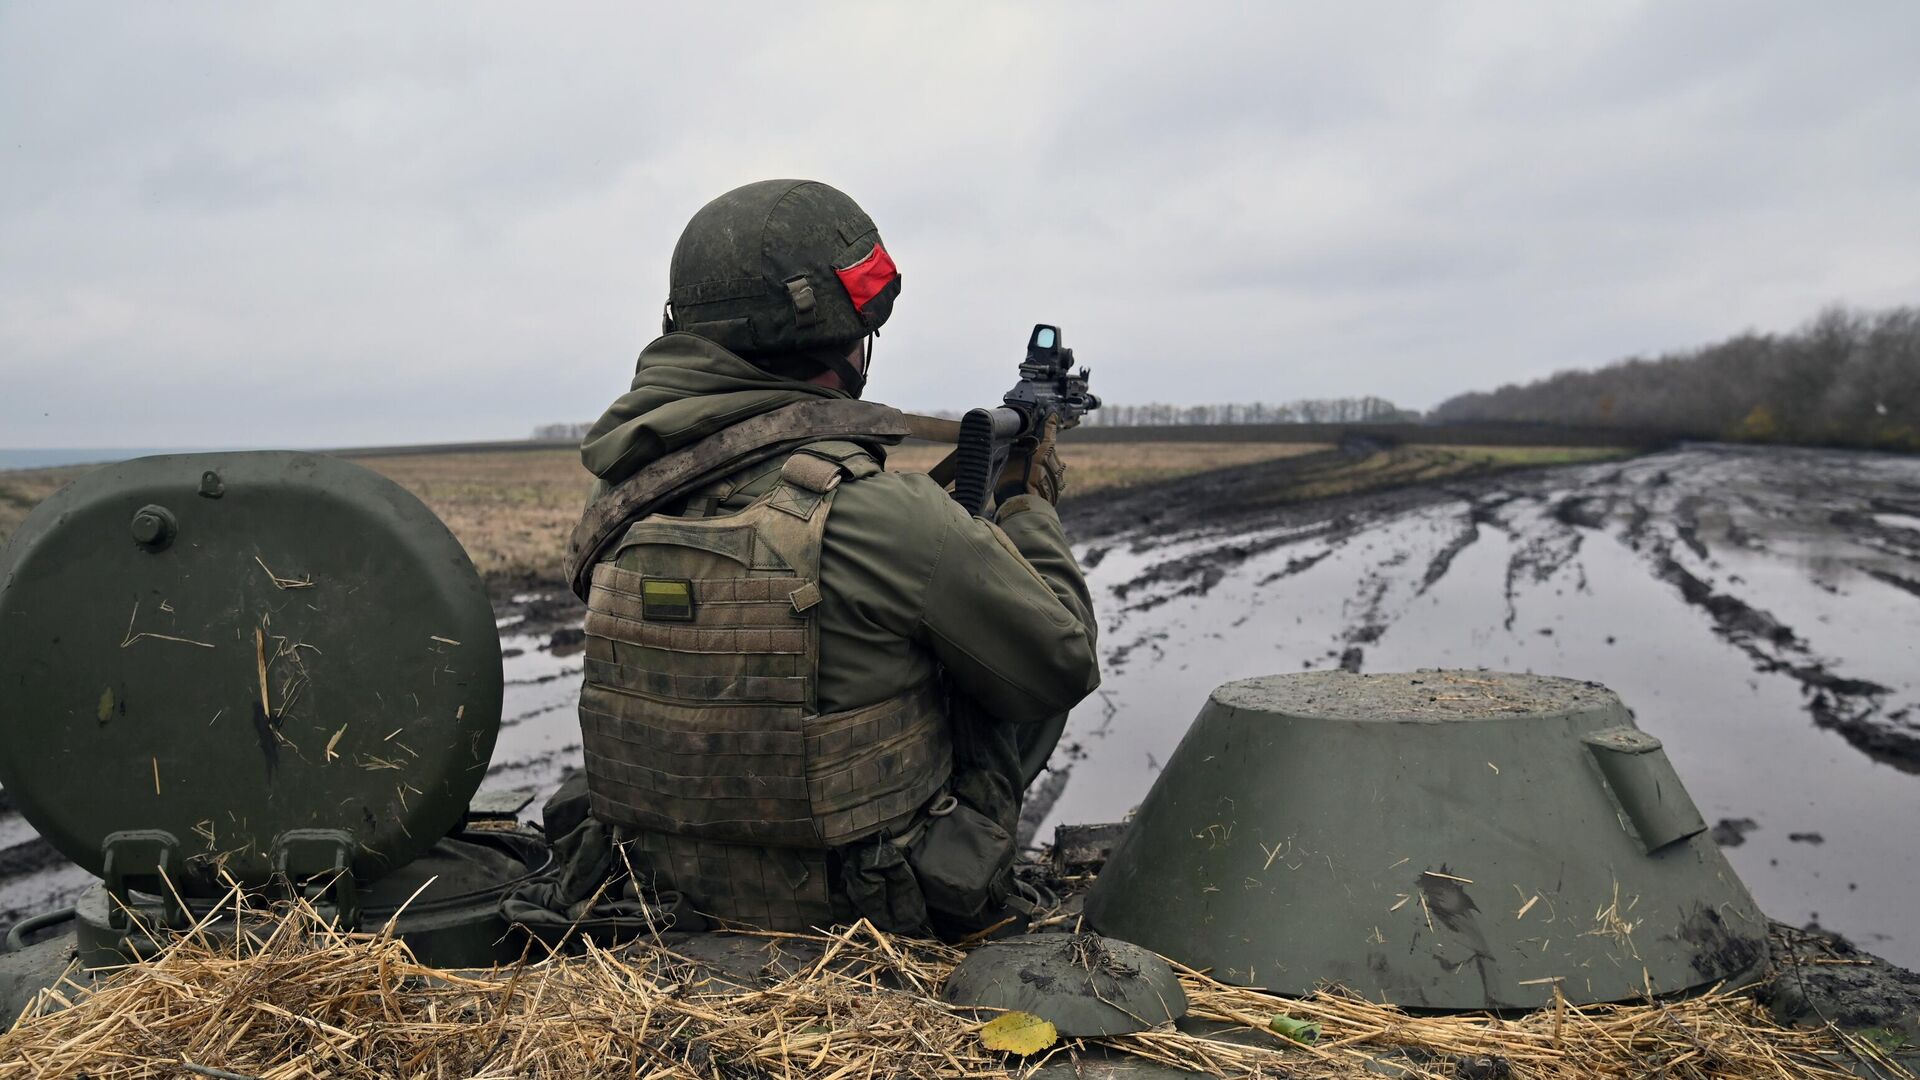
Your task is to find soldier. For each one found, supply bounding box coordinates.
[568,179,1100,936]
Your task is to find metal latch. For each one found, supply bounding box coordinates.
[271,829,361,930]
[101,829,187,931]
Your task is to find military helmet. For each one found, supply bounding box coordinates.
[664,179,901,368]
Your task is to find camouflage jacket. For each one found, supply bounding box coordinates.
[580,333,1100,728]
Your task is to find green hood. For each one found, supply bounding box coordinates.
[581,333,848,485]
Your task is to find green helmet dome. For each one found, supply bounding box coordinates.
[665,179,901,363]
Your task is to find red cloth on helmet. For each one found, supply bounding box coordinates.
[834,243,898,312]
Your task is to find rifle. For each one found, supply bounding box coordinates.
[949,324,1100,515]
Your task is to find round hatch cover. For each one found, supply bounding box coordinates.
[0,452,503,895]
[942,934,1187,1036]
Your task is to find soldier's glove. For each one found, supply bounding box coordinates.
[995,414,1067,506]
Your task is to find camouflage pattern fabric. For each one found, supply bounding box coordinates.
[575,333,1101,930]
[663,179,900,361]
[581,446,952,851]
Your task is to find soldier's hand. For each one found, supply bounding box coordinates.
[995,415,1067,506]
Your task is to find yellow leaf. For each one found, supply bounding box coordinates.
[979,1011,1058,1055]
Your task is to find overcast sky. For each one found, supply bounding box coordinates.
[3,2,1917,448]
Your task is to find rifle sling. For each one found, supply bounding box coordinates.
[903,413,962,443]
[904,413,963,486]
[926,449,960,488]
[566,399,923,598]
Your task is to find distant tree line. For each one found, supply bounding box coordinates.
[1078,397,1418,426]
[1433,305,1920,451]
[532,422,594,442]
[535,396,1417,440]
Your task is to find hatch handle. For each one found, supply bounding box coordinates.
[101,830,188,931]
[4,906,78,952]
[272,829,361,930]
[1581,727,1708,854]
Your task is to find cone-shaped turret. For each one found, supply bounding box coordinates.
[1084,671,1766,1009]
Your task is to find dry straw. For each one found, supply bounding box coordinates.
[0,896,1892,1079]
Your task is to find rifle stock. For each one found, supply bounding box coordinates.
[952,407,1028,516]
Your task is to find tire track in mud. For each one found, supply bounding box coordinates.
[1574,466,1913,770]
[1572,465,1920,773]
[1109,529,1327,613]
[1060,443,1476,545]
[0,837,64,880]
[1648,550,1911,773]
[1836,510,1920,564]
[1081,443,1920,771]
[1416,510,1484,595]
[1338,550,1411,671]
[1104,631,1168,670]
[1256,547,1338,587]
[1465,492,1591,631]
[1046,444,1920,967]
[1100,520,1363,667]
[1064,444,1512,675]
[1867,568,1920,599]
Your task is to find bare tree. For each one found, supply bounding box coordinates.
[1432,305,1920,451]
[1081,397,1417,427]
[531,422,594,442]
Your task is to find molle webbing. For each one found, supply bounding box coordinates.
[804,681,949,841]
[580,445,951,851]
[583,680,950,847]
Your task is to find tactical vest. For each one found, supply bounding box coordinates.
[578,442,953,870]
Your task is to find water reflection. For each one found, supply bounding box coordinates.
[1047,446,1920,966]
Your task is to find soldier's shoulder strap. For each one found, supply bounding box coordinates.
[782,439,885,487]
[565,399,914,599]
[753,438,890,524]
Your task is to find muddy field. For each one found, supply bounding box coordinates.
[3,441,1916,974]
[0,440,1624,583]
[1047,442,1920,968]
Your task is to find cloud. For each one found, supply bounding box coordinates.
[2,1,1917,446]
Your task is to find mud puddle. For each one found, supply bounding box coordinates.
[1049,444,1920,967]
[482,593,587,802]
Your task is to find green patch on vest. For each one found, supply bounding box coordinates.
[640,578,696,622]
